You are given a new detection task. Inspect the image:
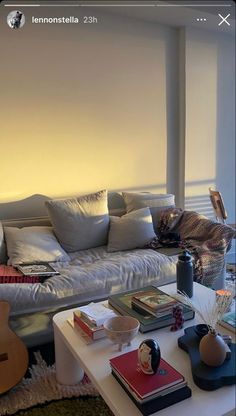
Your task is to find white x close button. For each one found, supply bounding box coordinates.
[218,14,231,26]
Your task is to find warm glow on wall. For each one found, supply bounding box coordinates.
[185,30,217,199]
[0,9,170,203]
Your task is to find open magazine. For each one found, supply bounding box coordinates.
[16,262,60,277]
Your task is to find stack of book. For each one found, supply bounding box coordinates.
[108,286,194,333]
[110,349,191,415]
[131,290,177,317]
[73,302,117,341]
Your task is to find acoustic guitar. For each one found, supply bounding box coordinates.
[0,301,28,394]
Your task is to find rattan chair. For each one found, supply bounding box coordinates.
[209,188,235,229]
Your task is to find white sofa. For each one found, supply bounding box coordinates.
[0,191,234,347]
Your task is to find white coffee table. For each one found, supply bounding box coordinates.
[53,282,235,416]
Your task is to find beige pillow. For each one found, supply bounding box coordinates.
[4,226,70,266]
[122,192,175,232]
[45,190,109,252]
[107,208,156,253]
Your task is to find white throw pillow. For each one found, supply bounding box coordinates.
[4,226,70,266]
[45,190,109,252]
[122,192,175,232]
[107,208,156,253]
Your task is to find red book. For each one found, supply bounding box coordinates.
[73,313,106,340]
[0,265,40,283]
[110,349,184,399]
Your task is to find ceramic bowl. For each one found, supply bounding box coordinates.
[103,316,140,351]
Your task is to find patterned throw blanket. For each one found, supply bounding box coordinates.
[150,209,235,287]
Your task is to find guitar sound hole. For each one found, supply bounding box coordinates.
[0,352,8,362]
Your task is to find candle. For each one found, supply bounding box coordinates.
[216,289,231,297]
[216,289,232,312]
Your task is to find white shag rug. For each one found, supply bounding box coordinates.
[0,352,98,416]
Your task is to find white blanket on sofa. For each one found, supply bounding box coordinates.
[2,246,178,316]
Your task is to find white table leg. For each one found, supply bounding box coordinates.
[54,327,84,385]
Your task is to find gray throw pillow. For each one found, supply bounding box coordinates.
[107,207,156,253]
[122,192,175,232]
[4,226,70,266]
[45,190,109,252]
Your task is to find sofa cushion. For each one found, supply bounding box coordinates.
[3,246,178,317]
[45,190,109,252]
[122,192,175,232]
[4,226,69,265]
[107,208,156,252]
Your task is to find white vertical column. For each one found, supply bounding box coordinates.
[178,28,186,210]
[166,27,186,209]
[54,325,84,385]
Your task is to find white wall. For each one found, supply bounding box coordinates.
[184,28,235,257]
[0,7,235,258]
[185,28,218,215]
[0,8,178,202]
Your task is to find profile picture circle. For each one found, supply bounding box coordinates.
[7,10,25,29]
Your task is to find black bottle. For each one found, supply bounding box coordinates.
[176,250,193,298]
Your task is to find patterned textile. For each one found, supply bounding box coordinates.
[158,209,235,287]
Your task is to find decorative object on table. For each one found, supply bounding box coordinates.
[110,349,191,415]
[194,324,209,339]
[108,286,195,333]
[176,250,193,298]
[103,316,140,351]
[216,289,233,312]
[194,325,232,351]
[199,328,227,366]
[138,339,161,375]
[175,289,234,367]
[0,301,29,394]
[178,326,236,390]
[170,305,184,331]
